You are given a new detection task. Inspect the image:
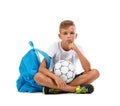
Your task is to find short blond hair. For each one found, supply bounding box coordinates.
[59,20,75,32]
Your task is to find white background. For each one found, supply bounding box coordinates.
[0,0,120,105]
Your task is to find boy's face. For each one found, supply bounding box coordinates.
[59,26,77,44]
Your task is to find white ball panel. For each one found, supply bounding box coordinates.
[61,61,69,66]
[54,69,61,76]
[68,64,75,71]
[53,60,76,83]
[67,71,73,78]
[55,62,61,69]
[61,67,68,74]
[60,75,67,82]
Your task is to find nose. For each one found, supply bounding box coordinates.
[67,33,71,38]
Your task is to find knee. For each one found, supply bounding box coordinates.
[34,73,41,82]
[91,69,100,78]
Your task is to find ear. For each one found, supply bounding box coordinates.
[58,34,62,39]
[75,33,77,39]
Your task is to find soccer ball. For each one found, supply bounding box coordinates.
[53,60,76,83]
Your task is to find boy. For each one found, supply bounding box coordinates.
[34,20,100,94]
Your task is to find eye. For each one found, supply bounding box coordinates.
[63,32,67,35]
[70,32,75,34]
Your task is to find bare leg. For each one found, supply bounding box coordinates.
[69,69,100,86]
[34,72,76,92]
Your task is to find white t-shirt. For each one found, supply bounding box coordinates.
[46,42,84,72]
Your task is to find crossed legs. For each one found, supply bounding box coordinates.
[34,69,100,93]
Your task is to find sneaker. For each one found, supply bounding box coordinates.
[75,84,94,94]
[42,86,64,94]
[42,84,94,94]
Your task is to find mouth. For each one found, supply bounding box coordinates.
[67,39,73,43]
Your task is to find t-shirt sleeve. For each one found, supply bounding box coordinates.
[46,42,57,58]
[46,42,58,71]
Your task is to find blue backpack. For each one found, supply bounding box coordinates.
[16,41,51,92]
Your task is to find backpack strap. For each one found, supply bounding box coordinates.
[29,41,51,69]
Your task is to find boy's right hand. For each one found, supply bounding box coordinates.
[54,75,67,88]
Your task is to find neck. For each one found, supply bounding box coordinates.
[61,41,70,51]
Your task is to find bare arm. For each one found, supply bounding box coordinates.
[38,59,66,88]
[69,43,91,72]
[38,59,56,79]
